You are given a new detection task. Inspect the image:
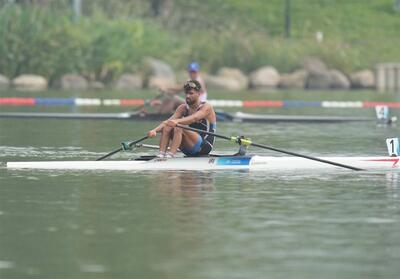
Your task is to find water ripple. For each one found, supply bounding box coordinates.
[0,260,15,269]
[0,146,99,159]
[80,264,107,273]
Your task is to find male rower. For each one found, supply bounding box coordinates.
[147,79,216,158]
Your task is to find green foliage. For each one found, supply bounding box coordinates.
[171,0,400,74]
[0,5,90,80]
[0,0,399,82]
[0,4,178,82]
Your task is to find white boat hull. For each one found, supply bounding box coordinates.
[6,156,400,171]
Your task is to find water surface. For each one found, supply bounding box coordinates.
[1,115,400,278]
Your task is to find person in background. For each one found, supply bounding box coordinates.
[140,61,208,116]
[160,61,208,102]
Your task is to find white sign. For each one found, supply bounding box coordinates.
[376,106,389,120]
[386,138,399,156]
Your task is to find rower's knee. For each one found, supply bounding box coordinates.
[162,125,173,133]
[173,127,182,134]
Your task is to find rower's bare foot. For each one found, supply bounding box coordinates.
[156,152,165,158]
[165,152,175,158]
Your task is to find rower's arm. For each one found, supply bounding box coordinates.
[176,104,211,125]
[152,105,185,132]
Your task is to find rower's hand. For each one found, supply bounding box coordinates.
[147,130,157,138]
[164,119,178,127]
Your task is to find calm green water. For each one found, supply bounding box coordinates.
[1,115,400,278]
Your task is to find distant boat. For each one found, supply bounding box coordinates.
[0,111,395,124]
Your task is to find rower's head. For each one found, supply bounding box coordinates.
[187,61,200,79]
[183,79,201,105]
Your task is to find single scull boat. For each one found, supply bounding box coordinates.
[6,155,399,171]
[6,125,400,172]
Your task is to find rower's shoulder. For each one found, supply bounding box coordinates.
[205,102,215,114]
[200,102,214,110]
[171,103,187,118]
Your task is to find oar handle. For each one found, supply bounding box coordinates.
[176,124,364,171]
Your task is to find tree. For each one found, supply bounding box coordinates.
[150,0,172,18]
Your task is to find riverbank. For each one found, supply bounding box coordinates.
[0,88,389,102]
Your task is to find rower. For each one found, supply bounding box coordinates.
[147,79,216,158]
[138,92,184,116]
[143,62,208,116]
[150,92,184,115]
[159,61,208,102]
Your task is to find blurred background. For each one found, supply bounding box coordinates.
[0,0,399,93]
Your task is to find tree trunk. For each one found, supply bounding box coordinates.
[150,0,172,18]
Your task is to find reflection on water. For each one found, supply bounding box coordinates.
[0,146,98,160]
[1,167,400,278]
[151,171,215,198]
[386,172,399,189]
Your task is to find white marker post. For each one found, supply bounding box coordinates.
[386,138,399,157]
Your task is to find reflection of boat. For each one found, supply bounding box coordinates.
[0,111,394,123]
[6,155,400,171]
[152,171,215,197]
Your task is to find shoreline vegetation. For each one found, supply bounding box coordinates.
[0,0,399,92]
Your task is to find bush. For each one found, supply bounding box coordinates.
[0,0,399,82]
[0,5,179,82]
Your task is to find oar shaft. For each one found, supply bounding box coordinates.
[176,124,364,171]
[250,142,363,171]
[128,136,149,148]
[176,124,231,140]
[96,135,148,161]
[96,148,122,161]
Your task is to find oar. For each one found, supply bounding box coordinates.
[96,136,148,161]
[130,91,166,113]
[176,124,364,171]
